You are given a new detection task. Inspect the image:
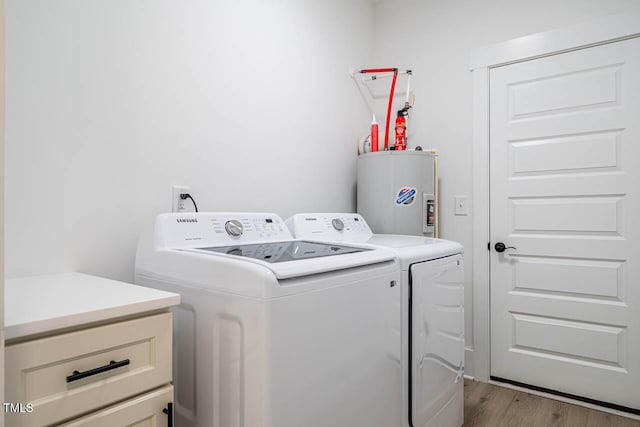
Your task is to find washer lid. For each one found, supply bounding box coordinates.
[150,212,397,280]
[195,240,371,263]
[180,241,394,279]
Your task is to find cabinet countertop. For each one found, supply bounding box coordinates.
[5,272,180,340]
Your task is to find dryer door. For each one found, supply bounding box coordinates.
[410,255,464,427]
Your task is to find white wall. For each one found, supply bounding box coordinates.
[372,0,640,377]
[9,0,639,377]
[1,0,5,421]
[5,0,374,282]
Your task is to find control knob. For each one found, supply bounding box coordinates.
[225,220,244,237]
[332,218,345,231]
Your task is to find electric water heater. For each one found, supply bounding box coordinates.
[357,151,437,237]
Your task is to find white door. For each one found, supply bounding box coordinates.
[411,255,464,427]
[489,37,640,411]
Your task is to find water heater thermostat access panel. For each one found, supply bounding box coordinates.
[423,193,435,234]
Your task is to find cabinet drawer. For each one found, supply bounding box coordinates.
[59,385,173,427]
[5,312,172,427]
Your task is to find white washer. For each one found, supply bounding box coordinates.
[286,213,464,427]
[135,212,402,427]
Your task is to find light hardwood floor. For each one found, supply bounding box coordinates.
[464,379,640,427]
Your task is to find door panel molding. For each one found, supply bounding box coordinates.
[470,11,640,383]
[489,37,639,409]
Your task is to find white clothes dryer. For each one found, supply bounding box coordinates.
[286,213,464,427]
[135,212,402,427]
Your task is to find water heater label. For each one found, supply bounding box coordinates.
[395,187,417,206]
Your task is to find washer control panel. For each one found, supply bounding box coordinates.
[157,212,292,248]
[285,213,373,242]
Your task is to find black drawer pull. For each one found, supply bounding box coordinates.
[66,359,130,383]
[163,402,174,427]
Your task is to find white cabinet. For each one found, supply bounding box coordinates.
[6,313,173,426]
[4,273,179,427]
[59,385,173,427]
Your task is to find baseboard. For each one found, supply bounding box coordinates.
[464,347,474,378]
[488,377,640,421]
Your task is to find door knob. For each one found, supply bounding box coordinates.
[494,242,516,253]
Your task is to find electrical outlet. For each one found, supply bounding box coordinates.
[172,185,190,213]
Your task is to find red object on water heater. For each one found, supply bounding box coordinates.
[395,110,408,151]
[371,118,379,152]
[359,68,398,150]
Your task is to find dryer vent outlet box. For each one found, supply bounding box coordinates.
[357,151,436,236]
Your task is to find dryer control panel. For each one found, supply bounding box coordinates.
[155,212,292,248]
[285,213,374,243]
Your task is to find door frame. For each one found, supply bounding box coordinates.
[470,9,640,382]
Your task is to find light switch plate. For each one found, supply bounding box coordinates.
[454,195,468,216]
